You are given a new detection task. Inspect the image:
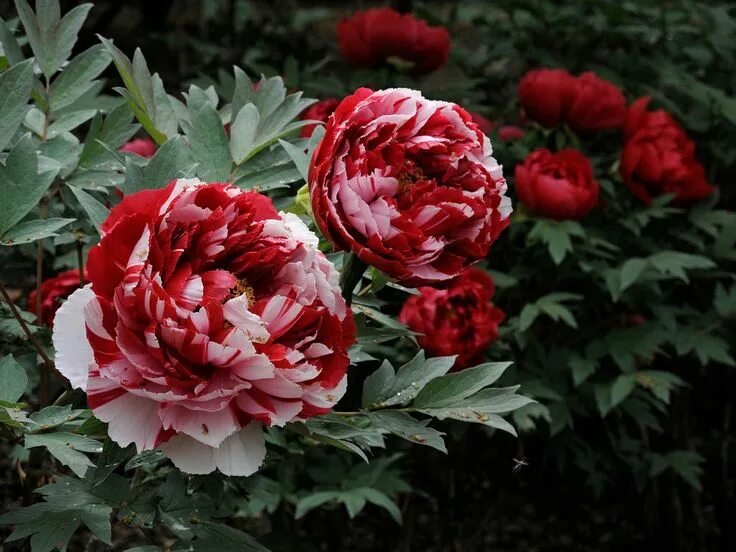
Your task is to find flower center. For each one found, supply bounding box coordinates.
[232,278,255,308]
[397,166,425,193]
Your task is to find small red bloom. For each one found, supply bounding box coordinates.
[399,269,505,370]
[621,97,715,204]
[337,8,450,73]
[308,88,511,287]
[519,68,577,128]
[119,137,157,158]
[499,125,525,141]
[300,98,341,138]
[519,68,625,132]
[28,269,85,326]
[470,112,494,135]
[566,72,626,132]
[515,148,599,220]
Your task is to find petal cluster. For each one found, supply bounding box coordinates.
[515,148,599,220]
[53,179,355,476]
[337,8,450,73]
[399,268,504,370]
[621,97,714,204]
[309,87,511,286]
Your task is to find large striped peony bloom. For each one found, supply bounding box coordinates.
[53,179,355,475]
[309,88,511,286]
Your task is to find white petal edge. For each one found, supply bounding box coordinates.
[161,422,266,476]
[90,387,163,451]
[51,284,96,391]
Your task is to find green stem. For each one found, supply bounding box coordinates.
[339,253,366,307]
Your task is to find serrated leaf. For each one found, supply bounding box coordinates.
[122,135,193,193]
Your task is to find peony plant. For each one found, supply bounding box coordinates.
[0,2,531,550]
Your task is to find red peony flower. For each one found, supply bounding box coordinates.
[566,72,626,132]
[621,97,715,204]
[399,268,505,370]
[499,125,525,141]
[300,98,341,138]
[519,68,625,132]
[119,137,157,158]
[28,269,85,326]
[515,148,599,220]
[53,179,355,476]
[309,88,511,286]
[337,8,450,73]
[519,68,577,128]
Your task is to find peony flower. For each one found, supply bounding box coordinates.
[300,98,341,138]
[399,268,505,370]
[621,97,715,204]
[119,137,157,158]
[515,148,599,220]
[28,268,85,326]
[337,8,450,73]
[519,68,577,128]
[53,179,355,476]
[309,88,511,287]
[566,71,626,132]
[519,69,625,132]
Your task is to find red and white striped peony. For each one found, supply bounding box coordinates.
[53,179,355,475]
[309,88,511,286]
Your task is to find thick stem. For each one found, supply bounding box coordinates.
[76,240,85,286]
[339,253,366,307]
[0,280,55,380]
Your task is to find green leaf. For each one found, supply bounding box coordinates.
[368,411,447,453]
[648,251,715,282]
[0,217,73,245]
[413,362,512,408]
[50,44,111,112]
[0,17,25,66]
[67,185,109,233]
[0,134,58,236]
[120,135,194,194]
[362,351,455,409]
[294,491,341,519]
[359,487,402,524]
[79,103,138,168]
[47,108,96,137]
[0,58,34,151]
[278,139,308,181]
[0,354,28,403]
[230,103,260,163]
[25,432,102,476]
[610,374,636,408]
[16,0,92,80]
[185,86,231,181]
[619,258,647,291]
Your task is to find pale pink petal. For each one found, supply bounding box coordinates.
[52,285,96,391]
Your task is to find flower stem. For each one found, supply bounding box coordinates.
[339,253,366,307]
[0,280,55,401]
